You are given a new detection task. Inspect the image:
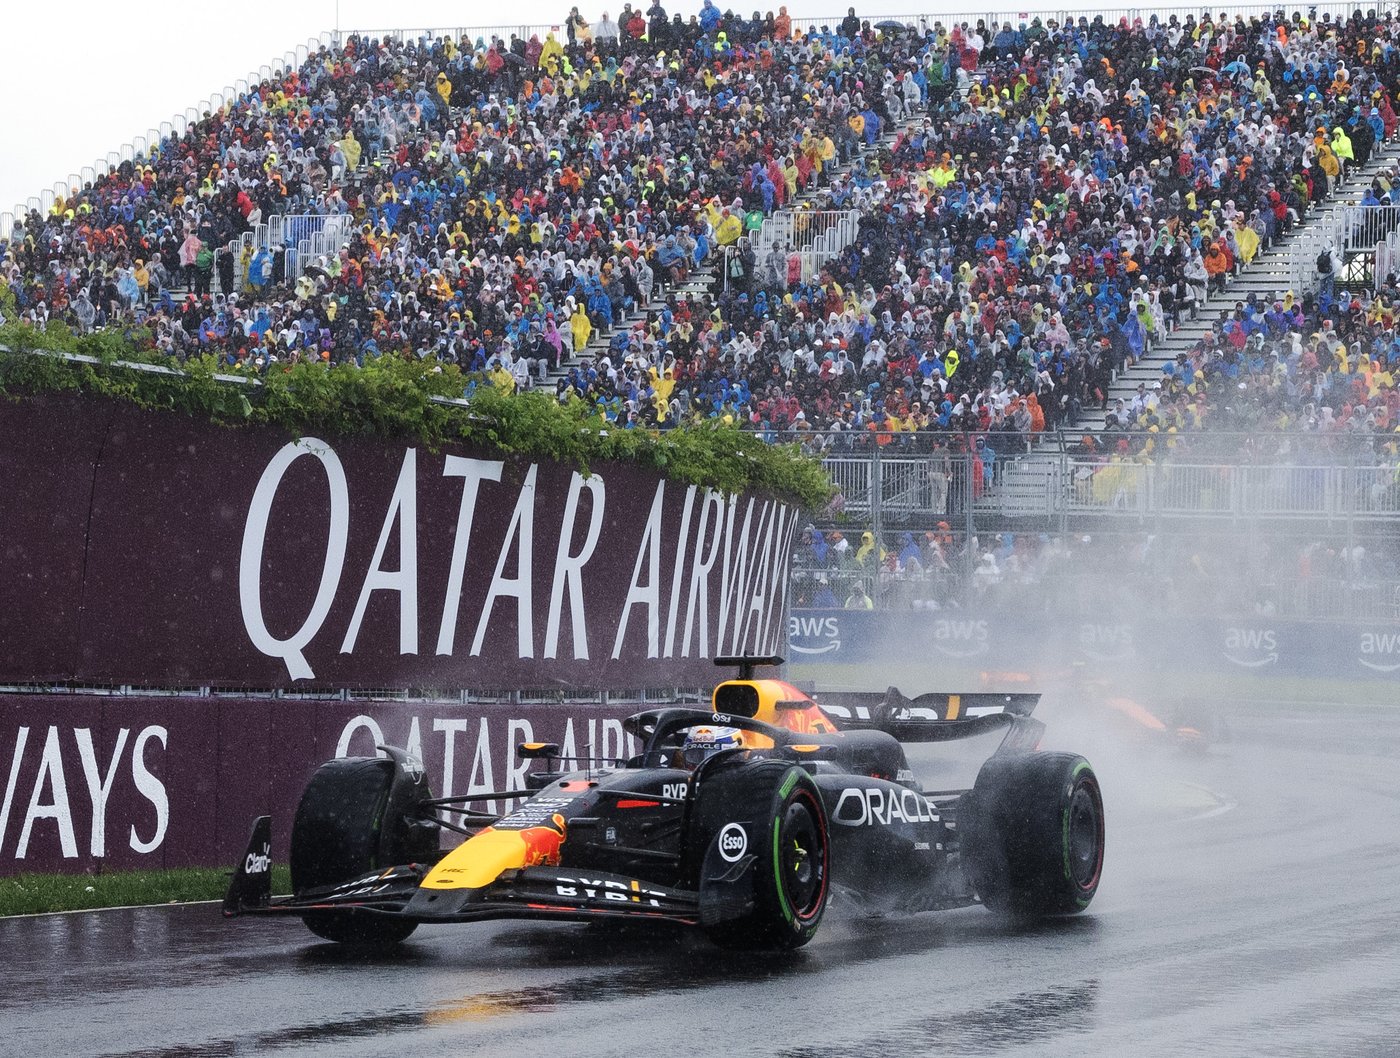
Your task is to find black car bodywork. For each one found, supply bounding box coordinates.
[225,659,1105,949]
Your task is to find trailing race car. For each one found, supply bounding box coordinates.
[224,657,1105,950]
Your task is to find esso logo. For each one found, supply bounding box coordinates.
[717,823,748,862]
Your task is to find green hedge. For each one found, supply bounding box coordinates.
[0,321,833,509]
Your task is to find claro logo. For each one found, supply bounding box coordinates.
[789,615,840,655]
[1358,631,1400,672]
[244,845,272,874]
[1223,627,1278,668]
[933,619,989,658]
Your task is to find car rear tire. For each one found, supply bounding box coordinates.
[291,756,424,946]
[695,762,830,950]
[961,752,1105,916]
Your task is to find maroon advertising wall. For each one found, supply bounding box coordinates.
[0,395,798,688]
[0,694,643,874]
[0,394,800,874]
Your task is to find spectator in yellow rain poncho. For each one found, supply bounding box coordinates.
[570,301,592,354]
[1233,216,1261,264]
[1090,444,1142,506]
[649,365,676,421]
[489,360,516,392]
[706,202,743,246]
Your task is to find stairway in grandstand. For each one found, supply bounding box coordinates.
[1079,137,1400,429]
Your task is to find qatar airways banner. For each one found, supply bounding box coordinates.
[0,695,642,875]
[0,396,797,688]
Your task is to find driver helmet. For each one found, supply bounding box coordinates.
[680,725,743,768]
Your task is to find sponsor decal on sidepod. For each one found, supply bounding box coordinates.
[832,787,939,827]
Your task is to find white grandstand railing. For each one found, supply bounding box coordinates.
[1288,204,1400,292]
[227,213,353,289]
[340,4,1400,44]
[753,209,862,284]
[1378,229,1400,288]
[825,451,1400,520]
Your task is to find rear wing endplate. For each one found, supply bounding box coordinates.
[815,688,1041,742]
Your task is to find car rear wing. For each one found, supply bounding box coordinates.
[815,688,1042,743]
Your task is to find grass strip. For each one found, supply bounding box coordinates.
[0,865,291,917]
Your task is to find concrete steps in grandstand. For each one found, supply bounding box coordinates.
[1078,137,1400,429]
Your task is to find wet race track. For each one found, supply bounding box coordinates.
[2,698,1399,1058]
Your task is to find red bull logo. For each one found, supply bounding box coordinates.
[518,814,568,867]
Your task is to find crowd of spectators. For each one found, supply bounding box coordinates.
[1,8,925,398]
[790,523,1400,620]
[701,6,1400,456]
[4,5,1400,446]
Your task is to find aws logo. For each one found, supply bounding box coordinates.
[1223,627,1278,668]
[1358,631,1400,672]
[933,619,989,658]
[1079,623,1134,661]
[789,615,841,655]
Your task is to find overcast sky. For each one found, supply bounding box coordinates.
[0,0,949,217]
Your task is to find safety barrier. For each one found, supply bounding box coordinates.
[821,442,1400,524]
[226,213,352,289]
[1065,460,1400,517]
[1290,203,1400,292]
[752,210,862,283]
[338,4,1400,50]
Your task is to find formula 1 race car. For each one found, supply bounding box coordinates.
[224,658,1105,950]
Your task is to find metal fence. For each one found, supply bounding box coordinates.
[1065,461,1400,518]
[225,213,353,288]
[806,437,1400,622]
[818,436,1400,528]
[1290,203,1400,292]
[789,558,1400,621]
[751,209,862,283]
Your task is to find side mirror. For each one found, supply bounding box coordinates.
[518,742,560,760]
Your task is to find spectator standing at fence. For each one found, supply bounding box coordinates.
[566,6,591,43]
[193,243,214,297]
[844,580,873,609]
[1317,242,1341,304]
[594,10,619,46]
[178,230,202,289]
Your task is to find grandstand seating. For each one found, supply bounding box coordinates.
[4,7,1400,448]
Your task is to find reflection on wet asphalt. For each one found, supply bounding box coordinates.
[2,700,1399,1058]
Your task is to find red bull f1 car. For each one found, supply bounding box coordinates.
[224,658,1105,950]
